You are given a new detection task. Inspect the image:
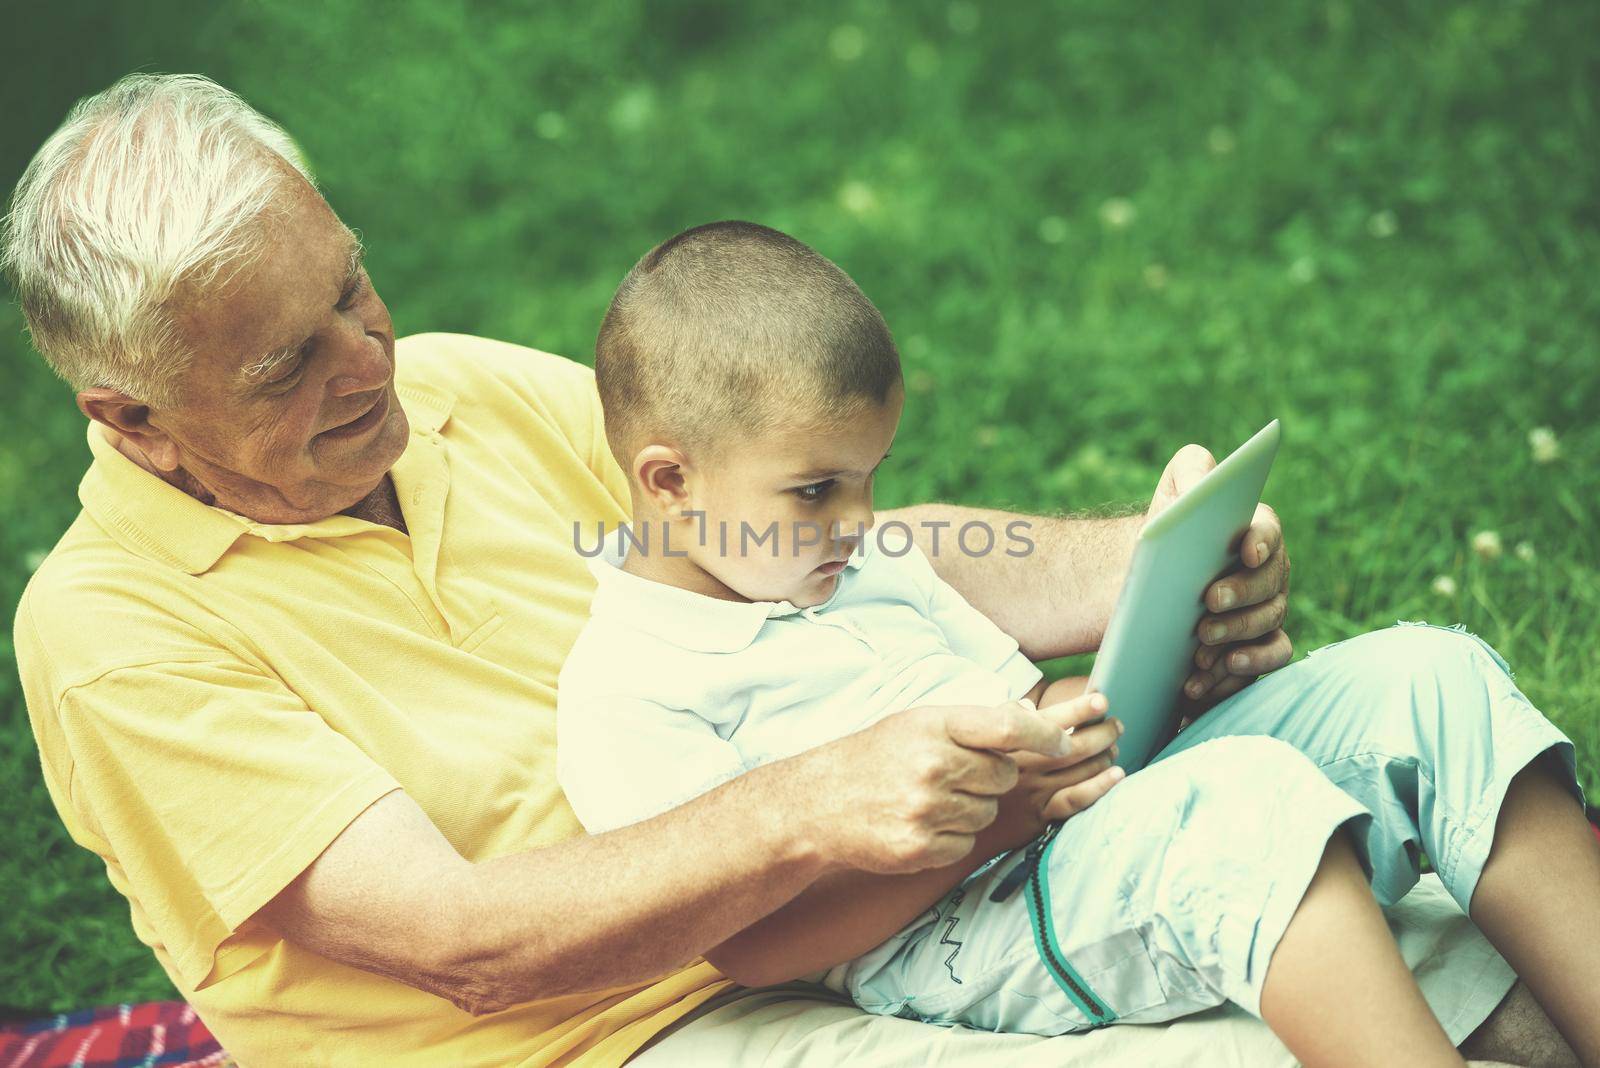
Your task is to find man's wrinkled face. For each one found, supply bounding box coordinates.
[149,168,408,523]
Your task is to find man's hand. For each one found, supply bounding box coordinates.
[1144,444,1294,723]
[791,700,1073,874]
[704,693,1113,986]
[254,698,1073,1012]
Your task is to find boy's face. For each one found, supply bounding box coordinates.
[686,384,903,608]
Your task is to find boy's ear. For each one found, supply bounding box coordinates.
[77,388,182,473]
[632,444,694,517]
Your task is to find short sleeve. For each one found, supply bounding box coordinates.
[54,658,401,989]
[907,544,1043,699]
[556,694,753,836]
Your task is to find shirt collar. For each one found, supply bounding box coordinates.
[77,380,456,575]
[584,524,868,654]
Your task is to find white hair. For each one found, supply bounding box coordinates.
[1,73,317,407]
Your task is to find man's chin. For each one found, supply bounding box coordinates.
[354,417,409,485]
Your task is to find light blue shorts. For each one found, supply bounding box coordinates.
[825,620,1589,1035]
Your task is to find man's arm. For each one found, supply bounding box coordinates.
[705,813,1016,988]
[705,680,1120,987]
[254,700,1069,1015]
[876,502,1144,661]
[881,444,1295,709]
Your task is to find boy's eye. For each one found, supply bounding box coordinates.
[794,480,834,503]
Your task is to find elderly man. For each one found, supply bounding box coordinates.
[6,75,1595,1067]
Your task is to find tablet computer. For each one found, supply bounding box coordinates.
[1083,418,1282,774]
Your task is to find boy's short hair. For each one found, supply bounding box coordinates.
[595,220,902,474]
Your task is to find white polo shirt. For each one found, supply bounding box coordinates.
[556,524,1044,835]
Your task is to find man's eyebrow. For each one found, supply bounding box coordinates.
[342,235,366,286]
[240,341,302,384]
[239,235,366,386]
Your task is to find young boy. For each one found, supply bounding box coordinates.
[556,221,1588,1058]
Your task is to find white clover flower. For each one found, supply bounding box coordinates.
[829,24,865,62]
[1287,256,1318,285]
[1143,263,1169,290]
[1471,530,1502,560]
[1431,574,1458,597]
[1098,197,1136,229]
[839,181,877,215]
[1037,215,1069,244]
[1528,426,1560,463]
[1368,210,1398,238]
[1077,442,1108,469]
[609,87,656,132]
[1207,126,1237,155]
[535,112,567,140]
[1514,540,1536,563]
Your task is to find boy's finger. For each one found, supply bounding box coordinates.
[1055,717,1123,768]
[1043,765,1125,821]
[1058,745,1120,786]
[1041,691,1111,731]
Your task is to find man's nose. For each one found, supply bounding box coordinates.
[326,331,390,396]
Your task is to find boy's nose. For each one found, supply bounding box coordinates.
[834,509,873,541]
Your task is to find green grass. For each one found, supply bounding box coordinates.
[1,0,1596,1014]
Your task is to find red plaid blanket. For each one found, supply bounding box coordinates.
[0,1001,230,1068]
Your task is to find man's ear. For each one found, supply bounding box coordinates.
[77,388,181,472]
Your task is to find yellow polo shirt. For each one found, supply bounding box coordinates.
[15,333,734,1066]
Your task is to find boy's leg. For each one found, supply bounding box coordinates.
[1468,761,1600,1065]
[836,734,1470,1064]
[1262,825,1463,1067]
[1153,620,1592,1061]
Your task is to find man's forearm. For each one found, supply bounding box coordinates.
[443,757,832,1009]
[707,813,1017,987]
[706,679,1078,986]
[878,502,1145,660]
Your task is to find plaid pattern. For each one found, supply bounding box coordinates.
[0,1001,231,1068]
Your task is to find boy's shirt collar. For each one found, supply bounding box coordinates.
[584,524,868,654]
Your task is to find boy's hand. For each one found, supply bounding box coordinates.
[990,690,1124,851]
[1146,444,1294,717]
